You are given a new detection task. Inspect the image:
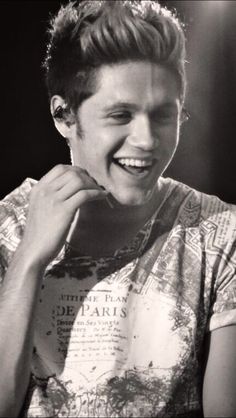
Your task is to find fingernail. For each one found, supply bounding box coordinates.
[100,186,109,194]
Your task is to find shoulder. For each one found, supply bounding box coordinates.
[162,176,236,242]
[1,178,37,210]
[0,178,37,276]
[0,178,37,227]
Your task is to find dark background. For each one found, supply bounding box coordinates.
[1,0,236,202]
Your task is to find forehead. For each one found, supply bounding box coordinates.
[91,61,180,110]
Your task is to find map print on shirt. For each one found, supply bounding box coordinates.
[0,177,236,417]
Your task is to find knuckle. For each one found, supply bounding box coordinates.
[68,170,83,186]
[69,170,79,180]
[54,164,67,174]
[37,188,48,200]
[31,183,41,199]
[73,166,88,176]
[35,184,52,199]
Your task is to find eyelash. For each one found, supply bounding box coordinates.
[109,111,132,123]
[108,109,187,125]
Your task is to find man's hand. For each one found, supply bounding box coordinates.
[20,164,107,269]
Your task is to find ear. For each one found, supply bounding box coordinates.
[50,95,76,139]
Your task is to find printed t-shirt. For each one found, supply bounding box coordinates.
[0,177,236,417]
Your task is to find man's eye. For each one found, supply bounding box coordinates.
[109,111,132,124]
[152,112,177,124]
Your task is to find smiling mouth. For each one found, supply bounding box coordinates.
[113,157,155,176]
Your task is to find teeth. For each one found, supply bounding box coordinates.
[116,158,152,167]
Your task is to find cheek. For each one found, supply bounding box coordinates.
[167,126,179,149]
[75,143,107,176]
[158,135,179,170]
[161,132,178,157]
[71,141,93,168]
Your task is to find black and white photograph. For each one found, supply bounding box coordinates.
[0,1,236,417]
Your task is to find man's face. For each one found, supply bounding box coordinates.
[70,61,181,206]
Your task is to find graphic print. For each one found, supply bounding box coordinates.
[0,177,236,417]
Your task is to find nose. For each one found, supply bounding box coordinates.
[128,114,158,151]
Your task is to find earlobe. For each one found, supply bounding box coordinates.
[50,95,75,139]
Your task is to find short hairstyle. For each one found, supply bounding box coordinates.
[43,0,186,113]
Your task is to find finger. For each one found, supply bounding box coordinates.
[40,164,72,185]
[53,168,102,200]
[59,179,106,201]
[49,167,97,193]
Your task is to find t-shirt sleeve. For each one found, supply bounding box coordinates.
[0,178,36,284]
[208,202,236,332]
[0,201,23,284]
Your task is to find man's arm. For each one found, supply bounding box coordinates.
[203,325,236,417]
[0,246,45,417]
[0,164,108,417]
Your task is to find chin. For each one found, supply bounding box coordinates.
[111,188,155,208]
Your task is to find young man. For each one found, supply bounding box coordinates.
[0,1,236,417]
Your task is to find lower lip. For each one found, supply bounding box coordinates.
[113,160,156,179]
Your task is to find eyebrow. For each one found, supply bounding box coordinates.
[102,101,179,113]
[102,102,139,113]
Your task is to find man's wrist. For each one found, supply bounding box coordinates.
[11,240,48,277]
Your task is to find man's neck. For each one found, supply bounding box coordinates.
[66,181,167,257]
